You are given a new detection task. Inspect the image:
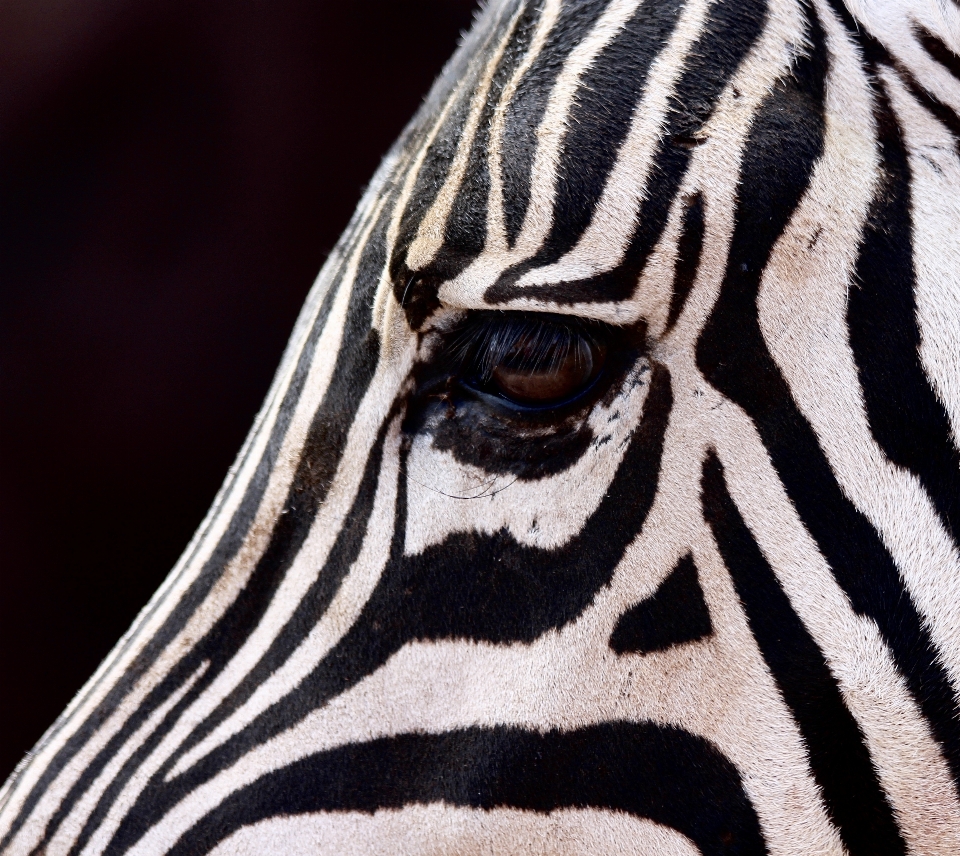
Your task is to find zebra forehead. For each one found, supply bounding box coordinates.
[387,0,832,323]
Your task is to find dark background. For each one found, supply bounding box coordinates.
[0,0,477,782]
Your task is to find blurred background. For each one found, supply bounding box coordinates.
[0,0,477,782]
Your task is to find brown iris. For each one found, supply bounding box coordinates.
[448,313,608,409]
[490,331,602,406]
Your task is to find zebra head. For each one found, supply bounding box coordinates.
[3,0,960,853]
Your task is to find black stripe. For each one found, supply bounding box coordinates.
[432,2,542,278]
[609,553,712,654]
[390,1,531,329]
[697,1,960,803]
[390,83,476,278]
[701,451,906,855]
[896,67,960,157]
[501,0,611,247]
[106,363,672,855]
[166,723,766,856]
[824,0,960,157]
[487,0,767,305]
[165,415,398,769]
[534,0,688,265]
[847,76,960,551]
[916,24,960,83]
[389,89,477,329]
[817,8,960,552]
[664,192,704,333]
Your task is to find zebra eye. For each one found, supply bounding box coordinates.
[448,313,608,409]
[487,328,601,406]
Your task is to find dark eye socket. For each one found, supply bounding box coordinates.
[446,312,609,409]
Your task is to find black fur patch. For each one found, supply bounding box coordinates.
[609,553,712,654]
[422,393,598,480]
[916,24,960,83]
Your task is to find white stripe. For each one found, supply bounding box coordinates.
[883,65,960,454]
[404,4,525,271]
[208,807,701,856]
[438,0,804,323]
[485,0,563,254]
[754,3,960,849]
[847,0,960,117]
[438,0,647,306]
[43,662,208,856]
[516,0,714,287]
[166,415,403,782]
[76,416,408,856]
[759,4,960,730]
[512,0,645,258]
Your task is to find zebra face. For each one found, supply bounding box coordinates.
[3,0,960,854]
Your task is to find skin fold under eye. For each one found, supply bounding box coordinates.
[446,312,610,409]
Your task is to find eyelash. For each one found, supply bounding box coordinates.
[444,313,603,383]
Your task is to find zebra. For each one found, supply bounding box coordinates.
[2,0,960,851]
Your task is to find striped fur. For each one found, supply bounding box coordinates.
[2,0,960,852]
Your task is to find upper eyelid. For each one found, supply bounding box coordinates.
[433,296,629,326]
[441,312,606,378]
